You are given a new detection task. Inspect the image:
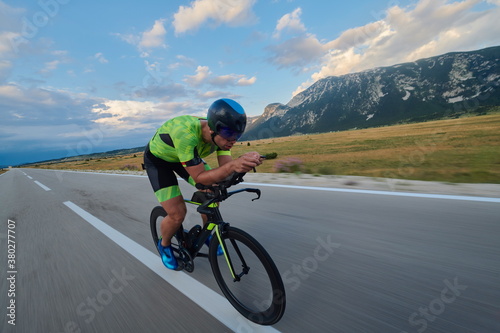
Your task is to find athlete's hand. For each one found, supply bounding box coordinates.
[232,152,263,173]
[246,151,265,164]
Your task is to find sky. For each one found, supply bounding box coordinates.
[1,0,500,166]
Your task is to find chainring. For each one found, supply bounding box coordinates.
[177,247,194,273]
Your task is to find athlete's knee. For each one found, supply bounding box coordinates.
[167,209,186,225]
[162,199,186,226]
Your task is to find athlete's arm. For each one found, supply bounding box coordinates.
[186,153,262,185]
[217,154,232,167]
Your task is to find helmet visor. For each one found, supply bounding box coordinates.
[218,126,242,141]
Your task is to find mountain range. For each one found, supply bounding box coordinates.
[17,46,499,167]
[242,45,500,140]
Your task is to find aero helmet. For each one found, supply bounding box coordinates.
[207,98,247,141]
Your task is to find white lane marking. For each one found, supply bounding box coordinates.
[47,169,146,178]
[243,182,500,203]
[27,176,33,179]
[34,181,51,191]
[63,201,281,333]
[44,169,500,203]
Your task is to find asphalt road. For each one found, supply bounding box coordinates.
[1,168,499,333]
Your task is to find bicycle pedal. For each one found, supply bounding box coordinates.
[174,262,184,271]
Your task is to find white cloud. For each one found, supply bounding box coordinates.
[37,50,71,76]
[0,80,209,162]
[0,31,20,55]
[0,83,100,126]
[139,19,167,49]
[94,52,108,64]
[168,55,197,70]
[184,65,212,87]
[173,0,257,34]
[237,76,257,86]
[322,21,390,51]
[133,82,188,101]
[183,65,256,87]
[0,82,201,159]
[267,8,330,71]
[282,0,500,96]
[197,90,229,99]
[39,60,60,75]
[114,19,167,56]
[268,35,325,70]
[92,100,162,130]
[0,59,12,82]
[90,99,205,131]
[0,2,24,56]
[207,74,237,87]
[113,32,139,46]
[273,7,306,39]
[0,3,25,83]
[211,73,257,87]
[0,84,25,100]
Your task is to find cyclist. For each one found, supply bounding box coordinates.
[144,98,263,270]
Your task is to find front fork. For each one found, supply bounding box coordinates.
[215,223,249,282]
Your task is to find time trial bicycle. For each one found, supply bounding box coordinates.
[149,172,286,325]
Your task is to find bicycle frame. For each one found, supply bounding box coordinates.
[150,173,286,325]
[179,187,261,280]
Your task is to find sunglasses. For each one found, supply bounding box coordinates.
[218,126,242,141]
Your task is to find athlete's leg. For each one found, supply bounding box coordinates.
[159,196,186,246]
[144,147,187,246]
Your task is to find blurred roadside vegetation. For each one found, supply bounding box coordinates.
[30,110,500,184]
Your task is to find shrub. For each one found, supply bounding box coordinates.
[274,157,304,173]
[317,166,335,175]
[262,152,278,160]
[121,164,139,171]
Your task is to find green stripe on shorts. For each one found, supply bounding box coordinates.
[155,185,181,202]
[156,163,212,202]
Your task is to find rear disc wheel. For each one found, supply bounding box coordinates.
[150,206,188,271]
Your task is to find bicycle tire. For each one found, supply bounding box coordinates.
[209,227,286,325]
[150,206,165,250]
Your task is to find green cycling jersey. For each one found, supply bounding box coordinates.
[148,115,231,167]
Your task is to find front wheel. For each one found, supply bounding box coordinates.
[209,227,286,325]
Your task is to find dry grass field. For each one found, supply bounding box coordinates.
[34,113,500,183]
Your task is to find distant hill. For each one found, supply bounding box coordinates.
[21,46,500,166]
[21,146,145,167]
[243,45,500,140]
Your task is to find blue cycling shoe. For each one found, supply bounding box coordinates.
[205,235,224,256]
[157,239,179,270]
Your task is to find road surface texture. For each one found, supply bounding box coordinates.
[1,168,499,333]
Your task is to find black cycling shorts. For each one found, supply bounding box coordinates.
[143,144,209,202]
